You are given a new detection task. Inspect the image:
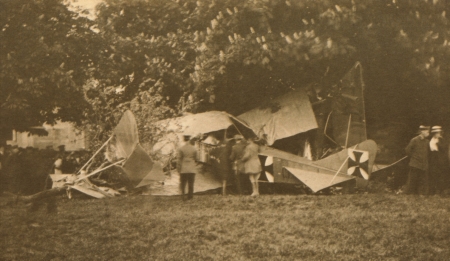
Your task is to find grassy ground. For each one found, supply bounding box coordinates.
[1,192,450,261]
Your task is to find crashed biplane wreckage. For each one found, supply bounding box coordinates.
[149,62,377,195]
[239,62,377,193]
[18,110,165,202]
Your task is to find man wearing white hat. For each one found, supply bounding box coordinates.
[428,126,448,195]
[405,125,430,195]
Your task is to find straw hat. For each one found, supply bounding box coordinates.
[431,126,443,133]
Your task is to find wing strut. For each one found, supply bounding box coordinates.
[76,135,114,174]
[324,111,339,146]
[344,114,352,148]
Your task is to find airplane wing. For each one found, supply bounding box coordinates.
[239,90,318,145]
[49,174,120,199]
[135,161,165,188]
[154,111,254,137]
[121,144,166,188]
[113,110,139,159]
[283,167,354,193]
[69,184,108,199]
[259,147,353,190]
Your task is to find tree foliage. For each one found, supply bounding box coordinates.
[3,0,450,144]
[91,0,450,133]
[0,0,101,132]
[90,0,361,144]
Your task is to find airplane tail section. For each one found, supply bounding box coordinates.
[313,139,377,186]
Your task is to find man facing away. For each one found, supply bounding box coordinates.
[405,125,430,195]
[177,135,198,200]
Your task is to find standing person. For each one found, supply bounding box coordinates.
[0,144,4,169]
[0,144,5,194]
[242,137,262,197]
[53,145,66,174]
[63,152,76,174]
[230,134,247,195]
[22,147,37,194]
[405,125,430,195]
[428,126,448,195]
[177,135,198,200]
[3,145,23,193]
[216,136,234,196]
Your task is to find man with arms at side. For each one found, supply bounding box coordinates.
[405,125,430,195]
[177,135,198,200]
[428,126,449,195]
[230,135,247,195]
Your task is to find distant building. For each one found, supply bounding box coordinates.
[7,121,87,151]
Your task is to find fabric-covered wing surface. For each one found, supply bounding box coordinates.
[155,111,235,136]
[283,167,353,193]
[121,144,165,188]
[238,90,318,145]
[113,110,139,159]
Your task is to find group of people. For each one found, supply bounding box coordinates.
[404,125,449,195]
[0,144,87,196]
[176,134,263,200]
[230,135,262,197]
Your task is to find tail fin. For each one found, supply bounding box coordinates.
[314,139,377,180]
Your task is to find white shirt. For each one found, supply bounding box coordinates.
[429,137,439,151]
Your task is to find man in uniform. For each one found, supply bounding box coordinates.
[405,125,430,195]
[177,135,198,200]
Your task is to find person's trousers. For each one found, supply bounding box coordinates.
[405,167,425,195]
[428,151,445,194]
[234,171,244,194]
[180,173,195,199]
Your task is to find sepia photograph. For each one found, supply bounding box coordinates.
[1,0,450,260]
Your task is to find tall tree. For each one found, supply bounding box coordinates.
[0,0,100,134]
[92,0,359,139]
[90,0,450,145]
[353,0,450,126]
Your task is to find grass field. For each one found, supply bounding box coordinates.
[1,192,450,261]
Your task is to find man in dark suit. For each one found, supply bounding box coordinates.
[428,126,448,195]
[405,125,430,195]
[0,143,5,194]
[177,135,198,200]
[230,134,247,195]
